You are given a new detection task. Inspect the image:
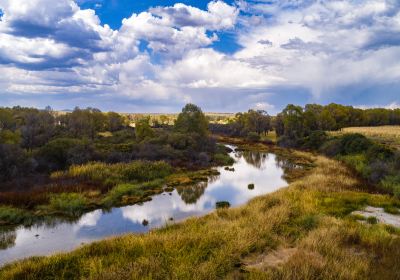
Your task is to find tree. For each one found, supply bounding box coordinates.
[107,112,125,132]
[21,110,55,150]
[174,104,209,137]
[135,117,154,141]
[159,115,169,126]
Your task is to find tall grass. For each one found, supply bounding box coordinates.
[52,160,173,186]
[2,153,400,279]
[46,193,89,216]
[332,126,400,150]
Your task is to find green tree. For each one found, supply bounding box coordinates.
[174,104,209,136]
[135,117,154,141]
[107,112,125,132]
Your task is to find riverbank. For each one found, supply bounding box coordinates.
[0,142,303,266]
[1,143,399,279]
[0,141,304,228]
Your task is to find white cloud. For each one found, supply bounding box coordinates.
[0,0,400,111]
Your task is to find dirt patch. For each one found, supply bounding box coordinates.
[244,247,298,270]
[352,206,400,227]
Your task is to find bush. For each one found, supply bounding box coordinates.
[319,138,342,157]
[339,154,368,176]
[0,144,34,182]
[303,131,328,150]
[37,138,82,170]
[381,175,400,197]
[339,133,372,155]
[246,132,260,142]
[277,135,303,148]
[213,153,234,166]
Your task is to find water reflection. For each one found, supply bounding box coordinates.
[0,229,16,250]
[0,146,294,266]
[176,181,207,204]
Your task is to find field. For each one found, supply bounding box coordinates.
[2,148,400,279]
[121,112,235,126]
[331,126,400,150]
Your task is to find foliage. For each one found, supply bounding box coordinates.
[213,153,234,166]
[174,103,209,137]
[0,144,34,182]
[246,132,261,142]
[135,116,154,141]
[210,109,271,138]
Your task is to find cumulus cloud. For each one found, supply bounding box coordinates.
[0,0,115,69]
[235,0,400,101]
[0,0,399,111]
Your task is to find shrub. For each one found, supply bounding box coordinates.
[213,153,234,166]
[246,132,260,142]
[339,133,372,155]
[319,138,342,157]
[339,154,368,176]
[277,135,303,148]
[37,138,82,170]
[0,144,34,182]
[303,131,328,149]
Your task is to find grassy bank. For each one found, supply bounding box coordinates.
[0,160,221,226]
[1,151,399,279]
[331,126,400,150]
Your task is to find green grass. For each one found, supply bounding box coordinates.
[0,206,33,225]
[102,180,164,207]
[46,193,89,216]
[2,154,400,279]
[52,160,173,186]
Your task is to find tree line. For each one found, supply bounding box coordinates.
[0,104,230,184]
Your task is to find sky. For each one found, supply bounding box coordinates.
[0,0,399,113]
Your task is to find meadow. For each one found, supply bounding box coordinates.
[1,146,400,279]
[331,126,400,150]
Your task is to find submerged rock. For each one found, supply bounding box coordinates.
[216,201,230,209]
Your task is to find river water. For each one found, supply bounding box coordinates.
[0,146,292,266]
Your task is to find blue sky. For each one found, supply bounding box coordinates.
[0,0,399,113]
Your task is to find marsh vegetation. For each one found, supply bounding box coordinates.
[1,103,400,279]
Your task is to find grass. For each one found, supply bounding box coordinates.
[46,193,89,216]
[0,206,33,226]
[331,126,400,150]
[2,152,400,279]
[0,166,222,225]
[52,160,173,187]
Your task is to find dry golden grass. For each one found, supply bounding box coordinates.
[1,153,400,279]
[331,126,400,149]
